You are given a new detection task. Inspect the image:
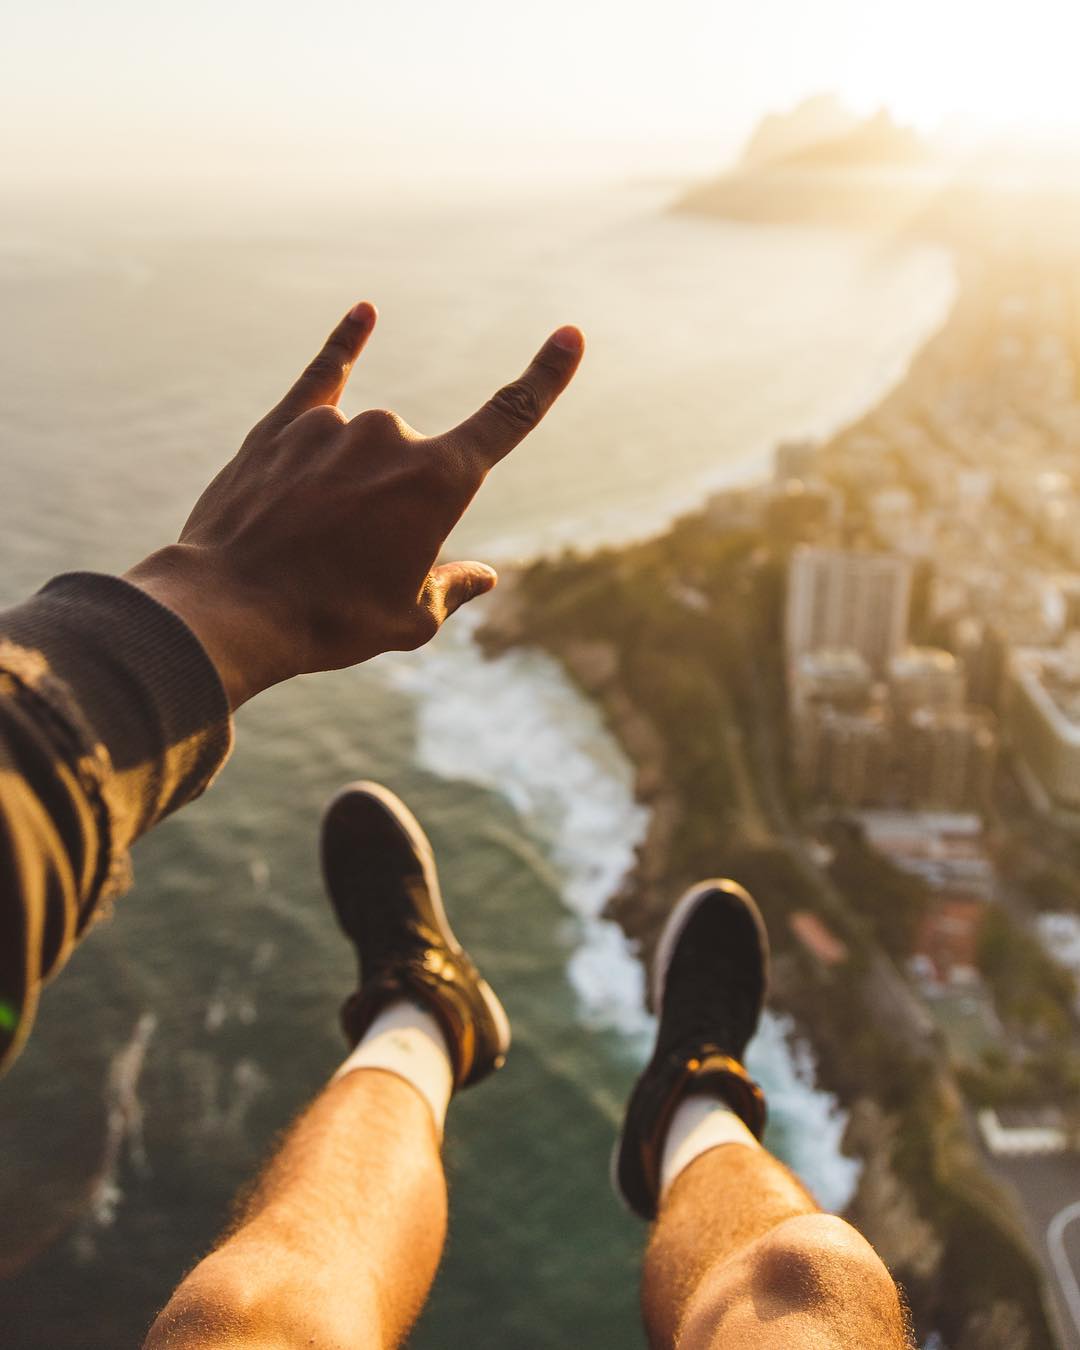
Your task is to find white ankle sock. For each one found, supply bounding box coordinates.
[659,1094,761,1197]
[333,999,454,1134]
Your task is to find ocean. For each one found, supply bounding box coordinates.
[0,183,953,1348]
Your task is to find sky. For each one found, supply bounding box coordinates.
[5,0,1080,195]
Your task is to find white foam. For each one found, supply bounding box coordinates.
[75,1011,157,1257]
[1037,912,1080,979]
[747,1012,860,1213]
[384,614,861,1211]
[384,615,653,1046]
[204,940,278,1034]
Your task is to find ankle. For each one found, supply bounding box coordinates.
[334,999,454,1133]
[660,1094,762,1199]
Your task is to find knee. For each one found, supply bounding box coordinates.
[747,1214,901,1322]
[144,1260,266,1348]
[145,1257,289,1349]
[677,1215,904,1350]
[144,1249,384,1350]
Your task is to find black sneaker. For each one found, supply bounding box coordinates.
[613,880,769,1220]
[320,781,511,1089]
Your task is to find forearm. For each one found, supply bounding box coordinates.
[0,306,580,1074]
[0,573,232,1071]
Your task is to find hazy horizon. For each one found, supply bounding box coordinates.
[9,0,1080,204]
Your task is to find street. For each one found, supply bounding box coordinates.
[985,1151,1080,1350]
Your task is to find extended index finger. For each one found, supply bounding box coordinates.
[262,301,377,433]
[439,326,585,468]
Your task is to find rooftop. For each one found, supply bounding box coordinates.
[1012,641,1080,734]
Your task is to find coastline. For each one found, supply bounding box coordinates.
[477,219,961,949]
[477,187,1066,1348]
[476,613,680,929]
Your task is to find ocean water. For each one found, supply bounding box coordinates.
[0,184,953,1348]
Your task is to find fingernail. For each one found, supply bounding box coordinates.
[476,564,498,584]
[551,325,583,354]
[348,300,376,324]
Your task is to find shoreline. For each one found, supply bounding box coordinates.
[477,190,1066,1347]
[479,223,962,954]
[480,209,962,938]
[474,587,865,1214]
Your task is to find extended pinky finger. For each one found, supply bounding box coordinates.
[436,327,584,469]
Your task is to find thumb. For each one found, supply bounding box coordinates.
[429,561,499,618]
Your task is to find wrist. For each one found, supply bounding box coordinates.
[123,546,269,710]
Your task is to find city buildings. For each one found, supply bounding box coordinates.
[906,707,997,812]
[888,647,965,717]
[1008,641,1080,809]
[786,546,913,674]
[791,648,872,716]
[798,704,891,806]
[762,478,841,544]
[854,810,995,898]
[910,896,984,987]
[786,547,996,810]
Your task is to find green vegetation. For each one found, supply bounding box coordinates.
[978,906,1075,1039]
[523,525,771,884]
[1014,857,1080,915]
[900,1088,1056,1350]
[824,821,931,962]
[499,509,1061,1349]
[960,1043,1080,1110]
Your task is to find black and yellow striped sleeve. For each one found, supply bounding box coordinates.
[0,573,232,1072]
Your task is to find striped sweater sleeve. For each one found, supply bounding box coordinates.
[0,573,233,1072]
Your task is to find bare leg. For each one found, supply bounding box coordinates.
[615,883,910,1349]
[147,780,512,1349]
[144,1068,446,1350]
[642,1143,911,1350]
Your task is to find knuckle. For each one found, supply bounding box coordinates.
[487,379,542,431]
[301,404,347,430]
[351,407,405,438]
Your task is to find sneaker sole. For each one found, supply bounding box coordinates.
[323,780,512,1064]
[608,879,769,1216]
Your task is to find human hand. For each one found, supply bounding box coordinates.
[125,302,584,709]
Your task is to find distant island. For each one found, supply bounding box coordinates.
[482,105,1080,1350]
[740,94,929,171]
[679,95,947,229]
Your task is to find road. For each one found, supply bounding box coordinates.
[984,1150,1080,1350]
[1050,1202,1080,1348]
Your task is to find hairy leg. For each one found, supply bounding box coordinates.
[642,1143,910,1350]
[144,1068,446,1350]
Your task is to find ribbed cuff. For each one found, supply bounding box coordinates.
[1,571,233,851]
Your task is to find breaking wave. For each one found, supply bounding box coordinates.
[387,617,860,1211]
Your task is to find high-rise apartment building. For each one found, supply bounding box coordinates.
[907,707,997,812]
[798,705,891,807]
[1008,643,1080,808]
[786,547,914,675]
[889,648,966,719]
